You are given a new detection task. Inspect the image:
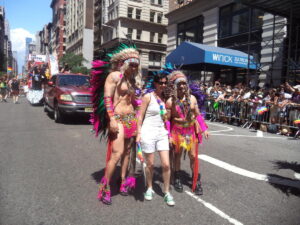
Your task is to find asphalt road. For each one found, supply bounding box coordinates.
[0,97,299,225]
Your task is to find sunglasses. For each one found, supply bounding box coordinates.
[158,81,167,85]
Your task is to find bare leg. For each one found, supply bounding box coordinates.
[158,150,171,193]
[174,148,183,172]
[120,138,135,180]
[144,152,155,189]
[188,146,197,172]
[104,123,125,183]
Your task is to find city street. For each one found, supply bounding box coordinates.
[0,97,299,225]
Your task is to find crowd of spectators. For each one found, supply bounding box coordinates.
[193,80,300,136]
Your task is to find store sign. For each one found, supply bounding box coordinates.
[28,54,47,62]
[205,52,256,69]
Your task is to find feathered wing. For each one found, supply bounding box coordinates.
[90,60,110,139]
[189,83,207,117]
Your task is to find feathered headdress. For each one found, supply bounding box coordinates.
[107,43,139,63]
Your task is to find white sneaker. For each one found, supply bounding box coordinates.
[144,188,154,201]
[164,192,175,206]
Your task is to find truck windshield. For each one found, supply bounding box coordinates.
[58,75,90,87]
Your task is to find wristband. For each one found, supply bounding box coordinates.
[104,96,114,118]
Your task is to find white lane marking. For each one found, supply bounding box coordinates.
[294,173,300,180]
[185,191,244,225]
[207,122,234,133]
[199,154,300,189]
[210,133,285,139]
[256,130,264,137]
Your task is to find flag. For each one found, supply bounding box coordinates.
[7,67,12,72]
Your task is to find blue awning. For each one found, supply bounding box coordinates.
[166,42,257,70]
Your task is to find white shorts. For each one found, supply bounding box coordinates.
[140,128,169,153]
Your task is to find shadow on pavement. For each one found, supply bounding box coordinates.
[272,160,300,173]
[267,160,300,197]
[267,174,300,197]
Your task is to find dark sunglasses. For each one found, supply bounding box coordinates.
[158,81,167,85]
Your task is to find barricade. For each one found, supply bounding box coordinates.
[204,99,300,138]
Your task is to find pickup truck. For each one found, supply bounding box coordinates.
[44,73,93,123]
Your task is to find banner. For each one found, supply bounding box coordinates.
[48,55,59,76]
[28,54,47,63]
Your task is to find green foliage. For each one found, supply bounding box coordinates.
[60,53,90,75]
[71,66,90,75]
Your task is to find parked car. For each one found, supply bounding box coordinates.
[44,73,93,123]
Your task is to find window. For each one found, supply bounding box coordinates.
[136,30,142,40]
[116,6,119,17]
[151,0,163,5]
[150,32,155,42]
[157,13,162,23]
[177,16,203,46]
[127,28,133,39]
[149,52,162,67]
[219,3,264,38]
[136,9,141,20]
[158,33,163,43]
[150,11,155,22]
[128,7,133,18]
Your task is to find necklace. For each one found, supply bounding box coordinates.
[153,92,167,121]
[175,97,190,120]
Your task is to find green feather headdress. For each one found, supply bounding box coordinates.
[107,43,139,63]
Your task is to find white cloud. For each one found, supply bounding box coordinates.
[10,28,35,52]
[10,28,35,72]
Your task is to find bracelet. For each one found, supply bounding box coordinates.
[104,96,114,118]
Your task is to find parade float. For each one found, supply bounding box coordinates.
[26,54,58,105]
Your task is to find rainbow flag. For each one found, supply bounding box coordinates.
[294,119,300,125]
[136,142,144,162]
[257,106,268,115]
[7,67,12,72]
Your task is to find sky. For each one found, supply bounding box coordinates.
[0,0,52,72]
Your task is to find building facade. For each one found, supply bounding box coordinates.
[50,0,66,59]
[38,23,52,55]
[166,0,296,87]
[65,0,94,68]
[94,0,169,75]
[12,51,18,77]
[0,6,5,73]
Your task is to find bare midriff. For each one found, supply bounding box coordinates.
[113,79,135,115]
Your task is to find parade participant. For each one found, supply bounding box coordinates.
[166,71,209,195]
[136,72,175,206]
[11,77,20,104]
[0,77,8,102]
[90,43,142,205]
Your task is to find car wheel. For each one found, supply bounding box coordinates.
[43,102,48,112]
[54,104,63,123]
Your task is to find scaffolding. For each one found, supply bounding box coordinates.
[236,0,300,86]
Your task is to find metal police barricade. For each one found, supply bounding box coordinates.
[204,99,300,138]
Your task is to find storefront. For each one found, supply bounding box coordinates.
[166,41,257,84]
[166,0,300,87]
